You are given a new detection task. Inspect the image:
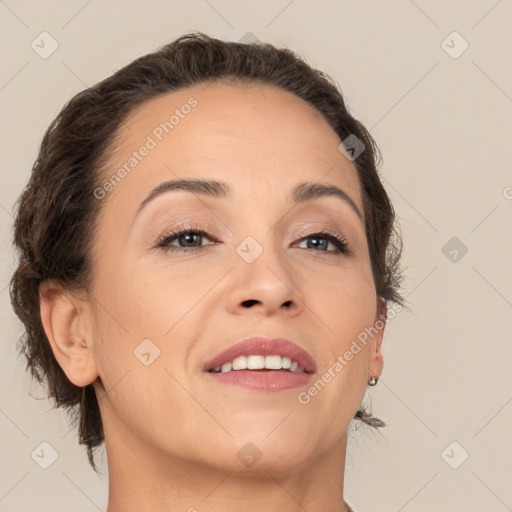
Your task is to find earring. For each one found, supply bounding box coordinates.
[368,375,378,386]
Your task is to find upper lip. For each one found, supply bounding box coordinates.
[203,337,317,374]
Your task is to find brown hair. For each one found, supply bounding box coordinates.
[9,32,407,471]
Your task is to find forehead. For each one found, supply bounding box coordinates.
[123,80,335,141]
[100,81,363,216]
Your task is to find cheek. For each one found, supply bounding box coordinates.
[90,260,219,388]
[94,263,187,338]
[310,265,377,339]
[299,274,374,424]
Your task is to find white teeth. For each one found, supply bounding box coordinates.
[221,361,232,373]
[211,354,305,373]
[265,355,282,370]
[232,356,247,370]
[281,357,292,369]
[247,355,265,369]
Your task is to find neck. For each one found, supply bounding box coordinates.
[101,407,350,512]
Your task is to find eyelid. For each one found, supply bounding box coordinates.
[294,223,348,244]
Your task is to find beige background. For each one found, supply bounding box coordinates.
[1,1,511,511]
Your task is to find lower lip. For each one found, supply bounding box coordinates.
[205,369,313,391]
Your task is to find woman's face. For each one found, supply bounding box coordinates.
[84,81,385,474]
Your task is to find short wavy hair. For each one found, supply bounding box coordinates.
[10,32,407,471]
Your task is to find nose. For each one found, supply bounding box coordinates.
[224,237,305,318]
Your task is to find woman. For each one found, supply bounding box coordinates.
[10,32,406,512]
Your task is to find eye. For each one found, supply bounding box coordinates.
[155,224,219,253]
[155,225,350,256]
[295,229,350,256]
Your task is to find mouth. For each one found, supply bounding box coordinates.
[208,356,309,373]
[202,337,316,392]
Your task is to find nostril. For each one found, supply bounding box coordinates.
[241,299,259,307]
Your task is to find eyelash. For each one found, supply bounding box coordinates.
[155,223,350,256]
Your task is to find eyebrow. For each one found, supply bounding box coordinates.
[135,178,363,221]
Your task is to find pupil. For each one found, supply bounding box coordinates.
[309,237,327,250]
[180,233,201,247]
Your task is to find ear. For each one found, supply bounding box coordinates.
[39,280,99,387]
[368,297,386,379]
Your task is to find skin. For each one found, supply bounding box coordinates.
[39,81,385,512]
